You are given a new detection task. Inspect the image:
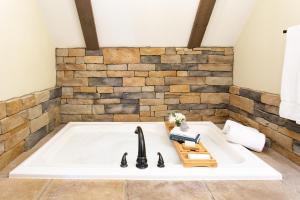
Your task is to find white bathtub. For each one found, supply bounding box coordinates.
[10,122,282,180]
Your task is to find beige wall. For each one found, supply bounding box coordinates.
[0,0,56,101]
[234,0,300,94]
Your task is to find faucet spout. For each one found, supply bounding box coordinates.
[135,126,148,169]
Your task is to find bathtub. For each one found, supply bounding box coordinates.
[10,122,282,180]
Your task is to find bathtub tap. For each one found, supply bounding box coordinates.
[134,126,148,169]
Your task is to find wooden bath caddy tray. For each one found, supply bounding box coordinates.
[165,122,217,168]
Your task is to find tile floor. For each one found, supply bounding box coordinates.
[0,126,300,200]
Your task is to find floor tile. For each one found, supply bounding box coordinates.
[0,179,50,200]
[206,181,293,200]
[127,181,213,200]
[39,180,125,200]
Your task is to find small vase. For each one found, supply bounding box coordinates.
[180,121,189,132]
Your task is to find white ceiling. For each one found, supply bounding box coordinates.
[37,0,256,47]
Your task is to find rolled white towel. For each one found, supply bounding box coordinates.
[223,120,266,152]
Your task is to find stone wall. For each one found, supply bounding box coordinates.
[56,47,233,123]
[0,87,61,170]
[228,86,300,165]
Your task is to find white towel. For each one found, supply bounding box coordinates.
[280,25,300,124]
[223,120,266,152]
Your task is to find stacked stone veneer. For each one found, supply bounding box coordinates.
[229,86,300,165]
[0,87,61,170]
[56,47,233,123]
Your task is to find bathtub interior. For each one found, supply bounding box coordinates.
[10,122,282,180]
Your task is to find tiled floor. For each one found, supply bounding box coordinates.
[0,126,300,200]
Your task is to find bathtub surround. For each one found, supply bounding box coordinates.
[57,47,233,123]
[0,87,61,170]
[228,86,300,165]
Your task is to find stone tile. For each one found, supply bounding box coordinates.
[61,105,92,115]
[81,114,113,122]
[135,71,149,77]
[74,71,107,78]
[84,56,103,64]
[103,48,140,64]
[205,77,232,85]
[0,112,27,133]
[97,87,113,93]
[191,85,229,93]
[67,99,93,105]
[170,85,190,93]
[198,64,232,71]
[61,115,82,123]
[28,105,42,120]
[140,48,165,55]
[230,94,254,113]
[92,105,105,114]
[56,48,68,56]
[151,105,168,112]
[165,77,205,85]
[107,71,134,77]
[114,114,140,122]
[87,64,106,71]
[123,77,145,87]
[0,179,50,200]
[261,93,281,106]
[188,71,212,77]
[73,87,97,93]
[239,88,261,101]
[75,57,85,64]
[161,55,181,63]
[25,126,48,150]
[201,93,229,104]
[140,99,164,106]
[107,64,127,71]
[4,124,30,150]
[122,92,155,99]
[145,78,164,86]
[127,181,212,200]
[208,55,234,64]
[105,104,139,114]
[229,85,240,95]
[40,180,125,200]
[0,141,24,170]
[69,48,85,56]
[0,102,6,120]
[181,54,207,63]
[141,56,161,64]
[128,64,155,71]
[21,95,36,110]
[114,87,141,93]
[74,92,100,100]
[89,77,122,87]
[95,99,120,104]
[6,99,22,116]
[140,116,164,121]
[142,86,155,92]
[149,71,177,77]
[30,113,49,133]
[86,49,103,56]
[165,47,177,54]
[64,57,75,64]
[34,90,50,104]
[206,181,291,200]
[57,64,86,71]
[155,86,170,92]
[180,95,201,104]
[177,71,188,76]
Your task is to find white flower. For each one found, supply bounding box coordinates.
[169,112,186,126]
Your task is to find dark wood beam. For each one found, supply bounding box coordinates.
[75,0,99,50]
[188,0,216,49]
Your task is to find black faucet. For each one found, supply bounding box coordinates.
[134,126,148,169]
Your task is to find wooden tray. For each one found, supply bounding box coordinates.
[165,122,217,168]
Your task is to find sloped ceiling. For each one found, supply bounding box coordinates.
[37,0,256,47]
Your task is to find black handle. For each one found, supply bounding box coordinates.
[157,152,165,168]
[120,152,128,168]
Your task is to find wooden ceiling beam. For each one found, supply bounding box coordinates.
[75,0,99,50]
[188,0,216,49]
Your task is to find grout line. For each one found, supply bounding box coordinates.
[36,179,53,200]
[204,182,216,200]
